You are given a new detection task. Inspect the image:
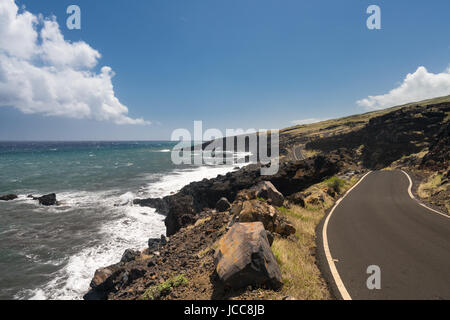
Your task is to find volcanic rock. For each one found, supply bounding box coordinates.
[214,222,282,290]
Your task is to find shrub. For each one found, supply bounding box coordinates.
[325,176,346,193]
[141,274,188,300]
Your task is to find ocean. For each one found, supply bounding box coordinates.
[0,141,244,300]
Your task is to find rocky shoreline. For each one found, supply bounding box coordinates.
[0,193,58,206]
[81,100,449,300]
[82,149,362,300]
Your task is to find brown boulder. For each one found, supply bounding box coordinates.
[275,221,296,237]
[250,181,284,206]
[239,200,278,232]
[90,267,115,289]
[237,200,296,237]
[305,190,326,206]
[214,222,282,289]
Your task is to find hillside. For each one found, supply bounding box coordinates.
[280,95,450,160]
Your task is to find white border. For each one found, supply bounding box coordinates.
[401,170,449,219]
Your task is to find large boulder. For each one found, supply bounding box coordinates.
[239,200,278,232]
[147,235,167,252]
[250,181,284,207]
[214,222,282,289]
[236,200,296,237]
[83,266,119,300]
[216,197,231,212]
[0,194,18,201]
[120,249,140,263]
[287,192,306,207]
[37,193,57,206]
[305,190,326,206]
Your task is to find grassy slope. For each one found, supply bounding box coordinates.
[281,95,450,136]
[279,95,450,157]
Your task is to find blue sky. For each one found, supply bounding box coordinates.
[0,0,449,140]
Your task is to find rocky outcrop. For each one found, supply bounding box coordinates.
[287,192,306,207]
[83,266,121,300]
[421,121,450,171]
[306,103,450,169]
[133,198,168,215]
[83,265,147,300]
[249,181,284,206]
[214,222,282,290]
[0,194,18,201]
[34,193,57,206]
[121,249,141,263]
[137,151,349,236]
[233,199,296,238]
[147,235,167,253]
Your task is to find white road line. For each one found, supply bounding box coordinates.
[401,170,449,219]
[322,171,372,300]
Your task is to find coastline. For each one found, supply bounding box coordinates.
[3,155,245,300]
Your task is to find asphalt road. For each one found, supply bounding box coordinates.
[324,170,450,299]
[293,145,305,160]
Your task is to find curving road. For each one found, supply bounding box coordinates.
[293,145,305,161]
[321,170,450,300]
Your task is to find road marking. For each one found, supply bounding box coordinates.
[401,170,449,219]
[322,171,372,300]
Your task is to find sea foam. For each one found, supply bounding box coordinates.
[19,163,243,300]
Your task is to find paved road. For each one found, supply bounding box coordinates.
[293,145,305,160]
[325,170,450,299]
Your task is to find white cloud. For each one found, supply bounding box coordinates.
[357,66,450,110]
[291,118,327,125]
[0,0,150,125]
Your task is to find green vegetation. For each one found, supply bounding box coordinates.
[140,274,188,300]
[278,206,309,222]
[324,176,346,193]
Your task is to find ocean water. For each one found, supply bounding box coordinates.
[0,141,244,300]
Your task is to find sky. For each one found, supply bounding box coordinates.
[0,0,449,141]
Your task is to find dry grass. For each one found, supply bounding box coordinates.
[266,176,360,300]
[385,149,429,169]
[271,205,331,299]
[418,173,445,199]
[185,216,212,231]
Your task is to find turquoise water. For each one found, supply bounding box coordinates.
[0,141,178,195]
[0,141,240,299]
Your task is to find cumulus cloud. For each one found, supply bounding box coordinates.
[0,0,150,125]
[291,118,327,125]
[357,66,450,110]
